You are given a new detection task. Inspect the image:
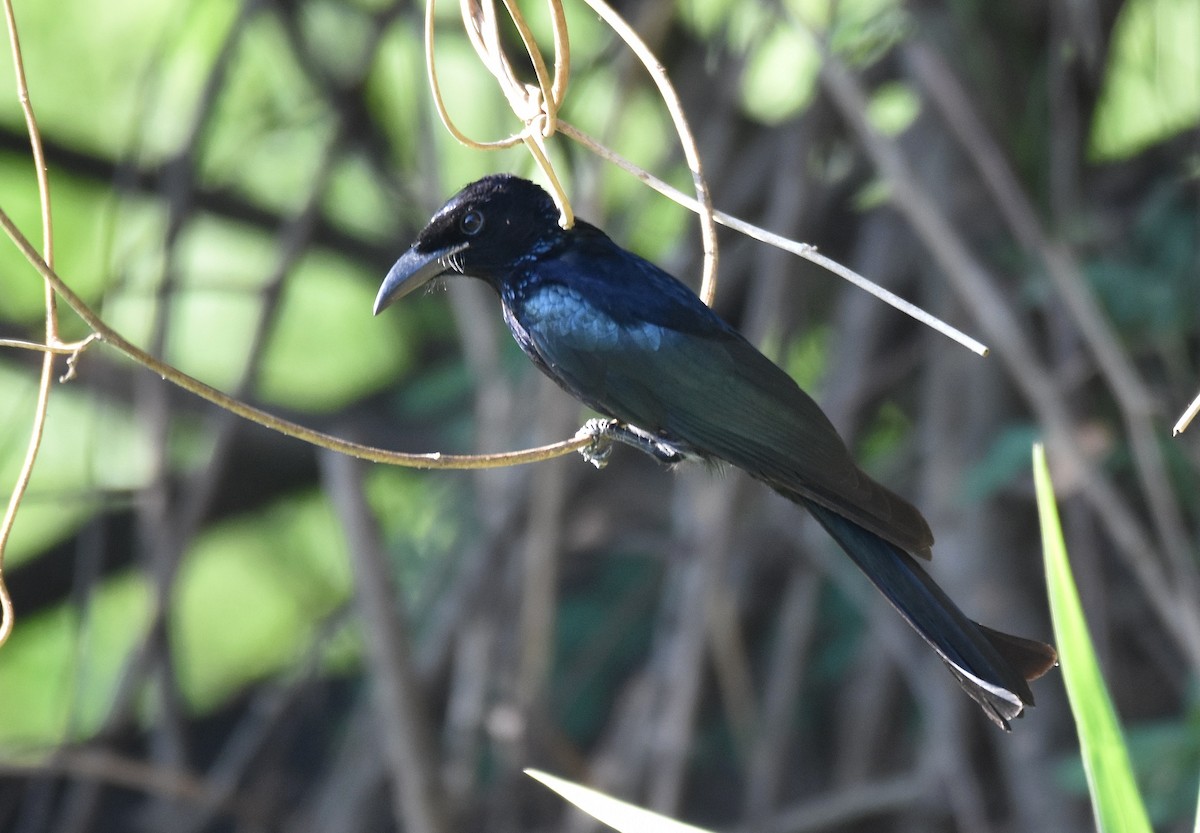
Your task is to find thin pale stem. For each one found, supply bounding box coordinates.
[0,336,94,356]
[0,204,593,470]
[1,0,59,648]
[1174,390,1200,436]
[425,0,525,150]
[558,121,990,356]
[576,0,719,306]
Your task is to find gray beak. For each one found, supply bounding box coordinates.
[373,242,467,315]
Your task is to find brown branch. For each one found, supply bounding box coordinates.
[0,203,595,469]
[320,448,449,833]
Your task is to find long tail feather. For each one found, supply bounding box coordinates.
[801,499,1056,729]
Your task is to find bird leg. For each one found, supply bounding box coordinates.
[574,418,688,468]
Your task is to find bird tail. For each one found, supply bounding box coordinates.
[800,499,1057,729]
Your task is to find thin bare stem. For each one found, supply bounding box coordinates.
[425,0,525,150]
[0,749,236,809]
[576,0,719,306]
[0,204,593,470]
[558,121,990,355]
[426,0,576,227]
[322,450,448,833]
[1,0,58,648]
[0,336,94,356]
[1175,390,1200,436]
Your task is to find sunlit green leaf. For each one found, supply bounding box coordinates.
[1090,0,1200,160]
[171,491,354,712]
[0,572,151,747]
[258,251,412,412]
[0,0,240,159]
[867,81,920,136]
[1034,443,1153,833]
[527,769,717,833]
[739,26,819,125]
[0,155,132,325]
[0,360,201,568]
[1193,775,1200,833]
[200,16,336,214]
[324,154,397,242]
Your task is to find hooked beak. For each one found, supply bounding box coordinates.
[373,242,468,315]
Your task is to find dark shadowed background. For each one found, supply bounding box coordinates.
[0,0,1197,831]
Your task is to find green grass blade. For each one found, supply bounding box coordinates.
[1033,443,1153,833]
[525,769,717,833]
[1193,773,1199,833]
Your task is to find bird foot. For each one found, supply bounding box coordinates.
[575,418,617,468]
[574,419,688,468]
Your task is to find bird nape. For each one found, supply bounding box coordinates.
[374,173,1058,730]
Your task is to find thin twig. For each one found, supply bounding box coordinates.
[426,0,576,226]
[0,203,593,470]
[557,121,990,355]
[321,449,448,833]
[574,0,719,307]
[424,0,523,150]
[0,335,95,357]
[0,0,57,649]
[1174,390,1200,436]
[0,749,237,809]
[740,771,929,833]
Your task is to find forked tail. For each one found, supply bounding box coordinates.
[802,499,1057,729]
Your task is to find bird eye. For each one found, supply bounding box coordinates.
[459,210,484,236]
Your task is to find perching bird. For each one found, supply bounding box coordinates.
[374,174,1056,729]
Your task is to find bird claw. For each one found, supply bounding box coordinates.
[575,418,617,468]
[574,418,688,468]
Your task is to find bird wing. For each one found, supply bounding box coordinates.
[514,271,935,558]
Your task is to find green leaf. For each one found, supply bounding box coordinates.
[739,26,820,125]
[866,81,920,137]
[526,769,717,833]
[1033,443,1153,833]
[0,571,151,746]
[171,491,354,712]
[0,359,195,568]
[1193,773,1200,833]
[257,251,412,412]
[1089,0,1200,160]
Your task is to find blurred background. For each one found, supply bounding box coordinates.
[0,0,1197,831]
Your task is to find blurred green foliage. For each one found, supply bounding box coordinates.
[172,490,355,711]
[0,5,1196,829]
[0,360,185,568]
[1085,184,1199,342]
[0,571,150,746]
[1090,0,1200,160]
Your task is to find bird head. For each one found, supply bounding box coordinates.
[373,174,562,314]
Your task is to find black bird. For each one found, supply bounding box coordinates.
[374,174,1056,729]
